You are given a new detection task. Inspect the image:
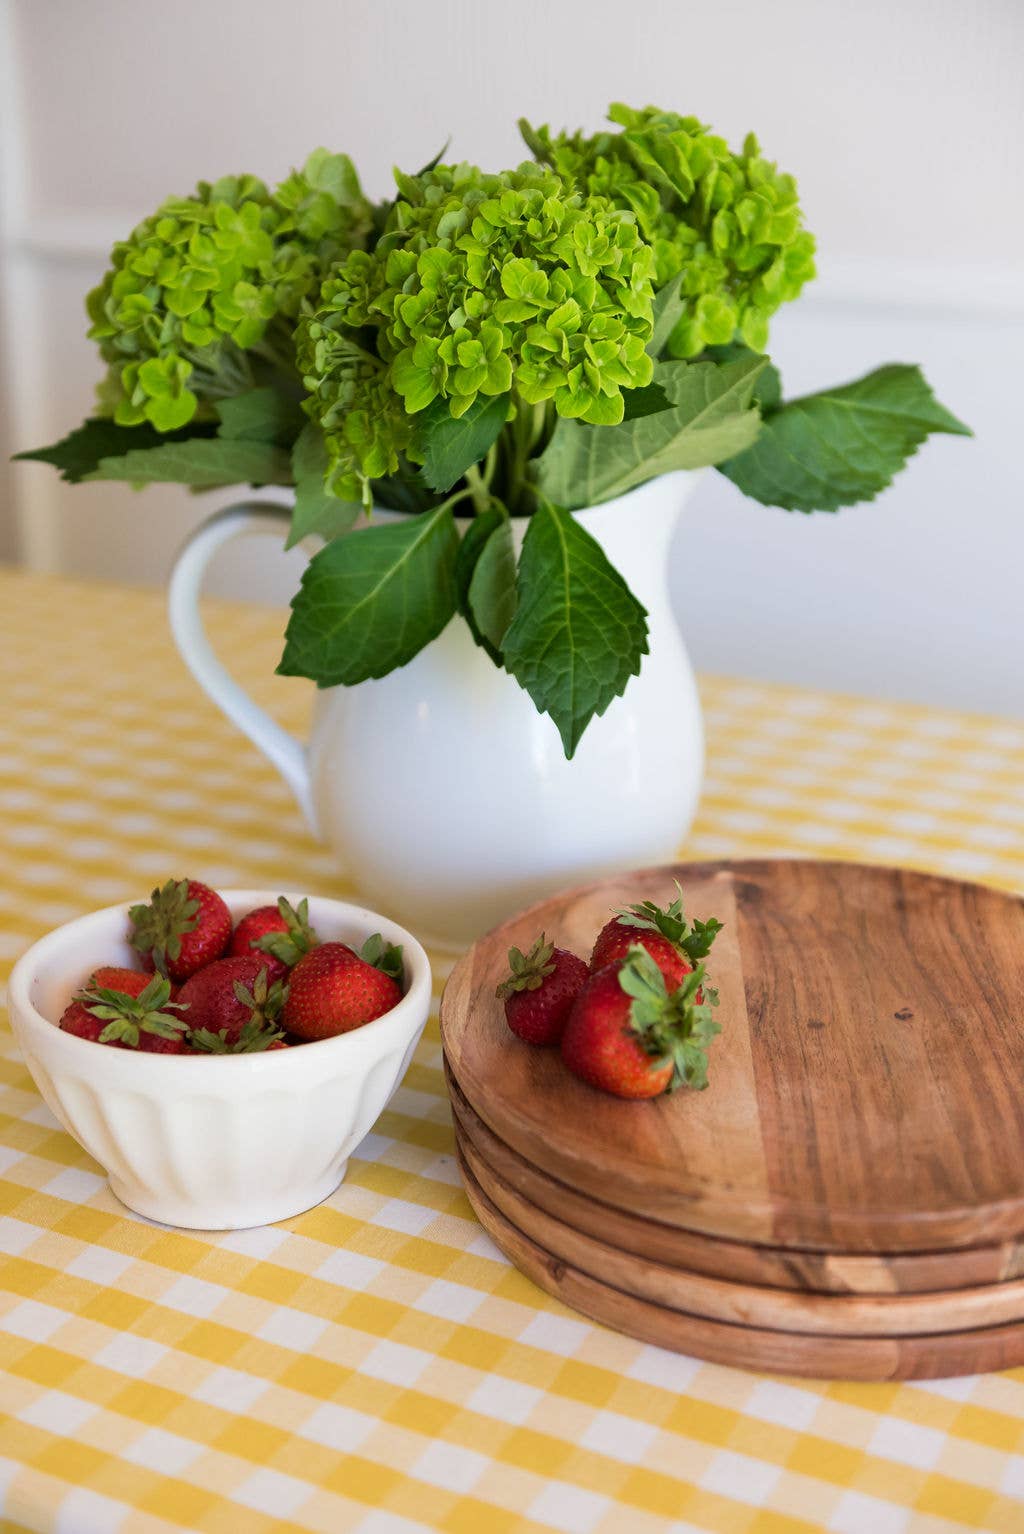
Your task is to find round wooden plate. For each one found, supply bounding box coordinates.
[440,860,1024,1253]
[455,1125,1024,1337]
[447,1065,1024,1296]
[456,1145,1024,1381]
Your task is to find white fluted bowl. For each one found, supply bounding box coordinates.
[7,891,432,1229]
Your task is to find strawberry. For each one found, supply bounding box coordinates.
[129,879,232,981]
[228,896,318,983]
[87,967,155,998]
[177,956,286,1049]
[282,939,403,1040]
[591,884,723,987]
[561,946,721,1099]
[59,974,189,1053]
[495,933,588,1045]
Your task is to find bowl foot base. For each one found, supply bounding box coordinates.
[106,1164,349,1231]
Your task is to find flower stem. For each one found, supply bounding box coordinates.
[464,463,490,514]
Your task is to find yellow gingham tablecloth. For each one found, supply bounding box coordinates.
[1,566,1023,1534]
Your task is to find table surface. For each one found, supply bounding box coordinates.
[1,567,1023,1534]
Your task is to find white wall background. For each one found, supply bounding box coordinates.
[1,0,1021,716]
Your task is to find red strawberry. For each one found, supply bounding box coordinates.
[561,947,721,1100]
[228,896,318,983]
[129,879,232,982]
[591,884,723,988]
[87,967,153,998]
[59,974,189,1053]
[282,939,403,1041]
[136,1031,189,1055]
[495,933,588,1045]
[177,956,286,1049]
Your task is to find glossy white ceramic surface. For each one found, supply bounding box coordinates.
[169,473,704,947]
[7,892,432,1229]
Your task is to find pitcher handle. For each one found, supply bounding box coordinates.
[167,502,317,835]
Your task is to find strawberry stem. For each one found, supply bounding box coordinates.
[496,933,557,998]
[615,882,723,965]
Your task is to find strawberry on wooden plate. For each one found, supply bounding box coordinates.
[496,933,588,1046]
[561,946,720,1099]
[590,884,722,987]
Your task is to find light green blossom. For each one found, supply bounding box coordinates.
[297,162,657,500]
[520,103,816,356]
[87,153,372,432]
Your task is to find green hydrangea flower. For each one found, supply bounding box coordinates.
[87,153,373,432]
[298,162,656,501]
[520,103,816,357]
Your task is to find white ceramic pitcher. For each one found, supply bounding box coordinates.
[168,470,704,948]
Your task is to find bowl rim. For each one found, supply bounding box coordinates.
[8,888,434,1075]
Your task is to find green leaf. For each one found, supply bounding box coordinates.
[287,424,361,549]
[419,393,510,494]
[718,363,971,512]
[13,418,217,483]
[216,387,305,446]
[535,355,766,510]
[454,507,505,663]
[371,458,443,515]
[704,342,782,410]
[501,500,648,758]
[621,382,672,420]
[468,514,518,652]
[83,437,292,487]
[414,140,451,177]
[648,275,685,358]
[278,502,460,686]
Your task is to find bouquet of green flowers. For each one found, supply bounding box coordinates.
[19,104,969,756]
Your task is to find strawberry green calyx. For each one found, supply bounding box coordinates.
[76,975,189,1047]
[233,968,288,1027]
[617,945,721,1091]
[253,896,319,967]
[189,1015,286,1053]
[189,968,288,1052]
[495,933,557,999]
[616,882,723,966]
[359,933,404,981]
[129,878,200,975]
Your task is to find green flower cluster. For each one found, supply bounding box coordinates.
[520,103,816,356]
[298,162,656,500]
[87,150,373,431]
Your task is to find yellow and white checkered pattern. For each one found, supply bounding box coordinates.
[1,567,1023,1534]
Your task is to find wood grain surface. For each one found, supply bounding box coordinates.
[456,1145,1024,1381]
[447,1065,1024,1295]
[455,1125,1024,1337]
[440,860,1024,1252]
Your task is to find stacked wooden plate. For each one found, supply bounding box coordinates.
[439,860,1024,1380]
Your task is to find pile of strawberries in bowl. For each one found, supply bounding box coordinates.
[8,886,432,1228]
[496,887,724,1098]
[59,878,406,1054]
